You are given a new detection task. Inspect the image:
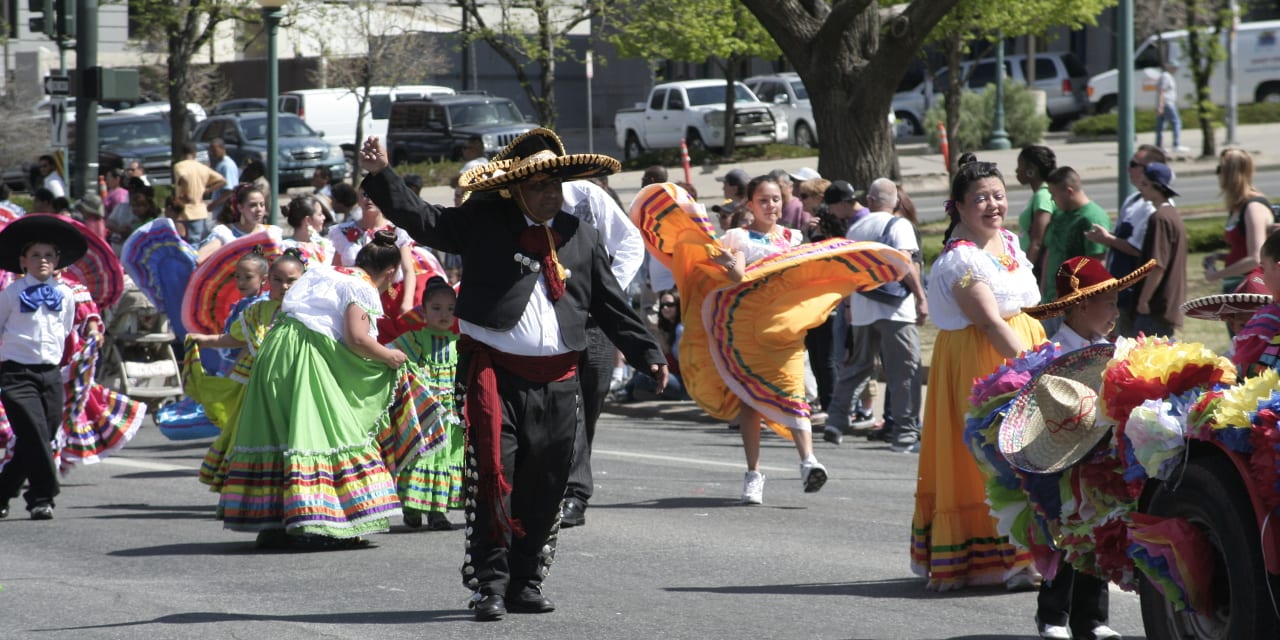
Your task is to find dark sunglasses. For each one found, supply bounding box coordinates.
[659,302,677,308]
[1128,160,1143,169]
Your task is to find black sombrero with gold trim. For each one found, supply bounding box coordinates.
[459,127,620,193]
[1024,256,1156,319]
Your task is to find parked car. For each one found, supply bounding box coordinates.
[384,94,537,165]
[614,79,786,160]
[279,85,456,154]
[894,52,1091,128]
[68,113,200,186]
[745,72,817,147]
[211,98,269,116]
[192,112,347,189]
[1087,20,1280,113]
[114,101,208,132]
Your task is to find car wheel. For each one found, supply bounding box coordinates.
[1138,455,1278,640]
[624,132,643,162]
[1255,82,1280,104]
[1095,95,1117,115]
[794,122,816,148]
[895,112,922,137]
[685,130,707,154]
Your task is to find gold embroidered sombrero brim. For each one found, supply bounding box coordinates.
[459,152,621,192]
[1024,259,1157,319]
[492,128,567,161]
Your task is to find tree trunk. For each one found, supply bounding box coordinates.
[1185,1,1213,158]
[537,2,557,126]
[943,35,964,177]
[722,60,738,157]
[809,80,898,186]
[168,34,193,162]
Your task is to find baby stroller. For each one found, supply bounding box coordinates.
[96,282,184,412]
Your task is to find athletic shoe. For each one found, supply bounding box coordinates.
[1085,625,1122,640]
[1174,145,1191,153]
[741,470,765,505]
[1005,567,1040,591]
[891,440,921,453]
[822,426,843,445]
[1034,616,1071,640]
[850,410,876,431]
[800,460,828,493]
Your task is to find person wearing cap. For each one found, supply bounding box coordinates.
[72,192,108,242]
[358,130,666,621]
[0,215,87,520]
[770,168,810,230]
[713,168,750,231]
[1084,144,1167,338]
[1132,162,1188,337]
[830,178,928,451]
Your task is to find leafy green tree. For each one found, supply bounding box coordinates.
[610,0,780,156]
[454,0,608,127]
[927,0,1115,174]
[1181,0,1232,157]
[121,1,257,160]
[739,1,960,185]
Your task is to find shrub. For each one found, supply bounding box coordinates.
[1070,102,1280,137]
[925,82,1049,153]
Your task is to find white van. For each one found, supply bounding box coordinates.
[280,85,456,152]
[1087,20,1280,113]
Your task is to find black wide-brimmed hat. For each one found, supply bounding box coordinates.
[459,128,619,193]
[0,214,88,273]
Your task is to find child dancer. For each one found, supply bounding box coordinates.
[389,276,463,530]
[192,251,306,492]
[0,216,86,520]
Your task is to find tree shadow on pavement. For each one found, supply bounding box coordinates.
[603,496,803,510]
[666,577,1029,600]
[35,609,473,632]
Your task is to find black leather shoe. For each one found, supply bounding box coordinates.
[30,504,53,520]
[0,501,9,519]
[507,586,555,614]
[470,594,506,621]
[560,499,586,528]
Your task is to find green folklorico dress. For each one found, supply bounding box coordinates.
[391,327,464,513]
[215,266,448,538]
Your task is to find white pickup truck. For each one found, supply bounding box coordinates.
[614,79,786,160]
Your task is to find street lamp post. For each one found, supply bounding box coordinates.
[988,30,1011,150]
[260,0,286,224]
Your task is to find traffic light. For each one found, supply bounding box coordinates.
[28,0,54,39]
[55,0,74,40]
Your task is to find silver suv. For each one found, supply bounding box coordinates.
[893,52,1091,131]
[745,73,818,147]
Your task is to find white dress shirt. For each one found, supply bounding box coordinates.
[1050,323,1107,353]
[561,180,643,290]
[0,273,76,365]
[459,216,570,356]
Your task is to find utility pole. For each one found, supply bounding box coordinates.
[72,0,95,199]
[1117,0,1135,206]
[1225,0,1240,145]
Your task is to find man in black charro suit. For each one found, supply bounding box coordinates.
[359,131,666,622]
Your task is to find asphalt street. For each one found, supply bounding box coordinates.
[0,404,1146,640]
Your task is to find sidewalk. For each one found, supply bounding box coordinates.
[419,121,1280,209]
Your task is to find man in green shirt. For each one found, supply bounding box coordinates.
[1042,166,1110,303]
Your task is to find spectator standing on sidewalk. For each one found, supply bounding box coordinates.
[1014,145,1057,279]
[1155,62,1189,153]
[1041,167,1109,335]
[1134,162,1188,336]
[172,142,227,245]
[825,179,926,451]
[1084,144,1164,337]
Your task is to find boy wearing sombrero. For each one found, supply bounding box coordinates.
[0,216,87,520]
[1181,267,1272,369]
[358,131,666,621]
[1017,255,1153,640]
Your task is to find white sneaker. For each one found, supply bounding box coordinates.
[1035,616,1071,640]
[741,470,765,505]
[891,440,921,454]
[1174,145,1191,153]
[800,459,828,493]
[1089,624,1122,640]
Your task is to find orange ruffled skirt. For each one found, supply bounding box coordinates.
[910,313,1046,587]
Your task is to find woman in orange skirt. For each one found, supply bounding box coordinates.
[911,161,1046,591]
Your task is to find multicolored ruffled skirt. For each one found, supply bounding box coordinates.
[56,338,145,474]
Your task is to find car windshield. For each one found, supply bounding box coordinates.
[99,119,172,147]
[446,101,525,127]
[789,80,808,100]
[685,84,757,106]
[241,116,317,139]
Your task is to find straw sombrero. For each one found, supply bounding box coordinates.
[1025,256,1156,319]
[459,127,619,192]
[998,343,1116,474]
[0,214,88,273]
[1181,267,1272,320]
